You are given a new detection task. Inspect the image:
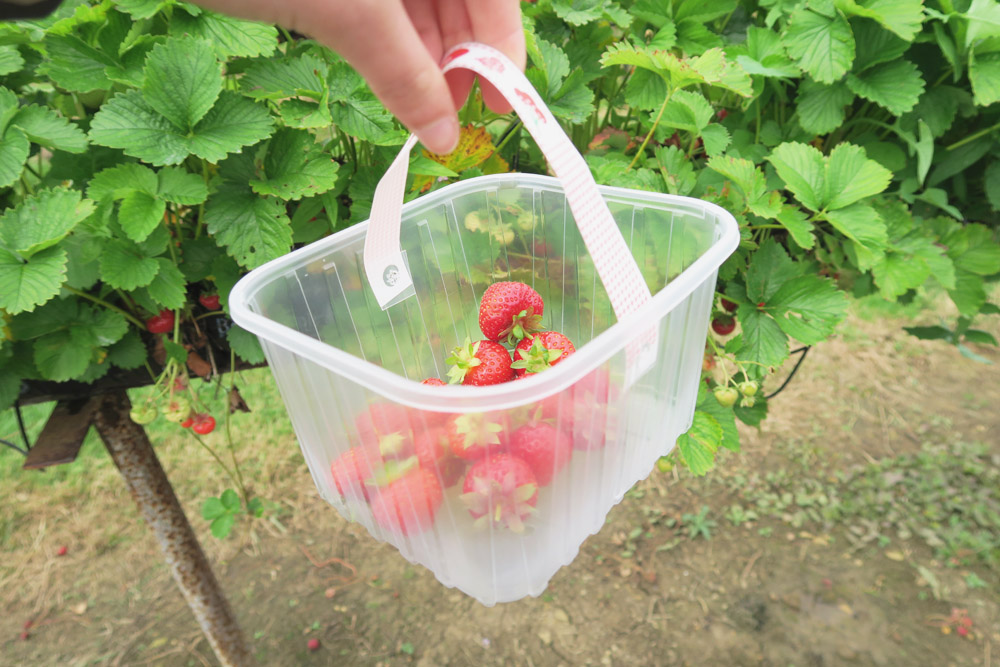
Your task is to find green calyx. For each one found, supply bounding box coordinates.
[501,308,544,346]
[366,456,418,489]
[511,337,563,374]
[445,338,482,384]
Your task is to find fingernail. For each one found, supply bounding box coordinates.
[417,117,459,154]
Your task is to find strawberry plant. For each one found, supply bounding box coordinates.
[1,0,998,492]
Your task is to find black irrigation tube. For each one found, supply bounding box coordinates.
[1,438,28,456]
[765,346,811,400]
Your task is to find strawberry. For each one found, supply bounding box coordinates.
[307,638,320,651]
[446,412,507,460]
[711,315,736,336]
[478,281,544,344]
[199,294,221,310]
[446,339,514,386]
[508,423,571,486]
[421,377,446,386]
[720,297,737,313]
[413,427,465,487]
[713,386,739,408]
[355,403,414,456]
[460,454,538,532]
[370,467,443,536]
[540,368,617,451]
[330,446,384,501]
[511,332,575,377]
[146,309,174,334]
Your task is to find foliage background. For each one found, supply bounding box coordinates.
[0,0,998,475]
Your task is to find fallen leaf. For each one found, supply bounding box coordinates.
[149,637,167,649]
[70,602,87,615]
[885,550,905,561]
[537,630,552,645]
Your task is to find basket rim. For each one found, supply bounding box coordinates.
[229,173,740,412]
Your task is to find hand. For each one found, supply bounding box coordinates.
[191,0,525,154]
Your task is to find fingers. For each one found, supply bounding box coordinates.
[462,0,525,112]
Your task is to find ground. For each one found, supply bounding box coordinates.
[1,296,999,667]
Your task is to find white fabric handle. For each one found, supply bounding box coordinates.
[363,43,657,384]
[364,42,653,318]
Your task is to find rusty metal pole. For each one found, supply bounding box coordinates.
[93,390,255,667]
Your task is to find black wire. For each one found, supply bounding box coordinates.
[1,438,28,456]
[15,401,30,452]
[765,346,811,400]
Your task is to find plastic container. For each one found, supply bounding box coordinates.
[229,44,739,605]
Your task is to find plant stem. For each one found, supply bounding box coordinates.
[195,310,225,321]
[627,89,672,172]
[945,120,1000,151]
[63,287,146,328]
[196,160,209,239]
[225,348,248,504]
[190,431,240,489]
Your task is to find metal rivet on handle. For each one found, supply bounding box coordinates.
[383,265,399,287]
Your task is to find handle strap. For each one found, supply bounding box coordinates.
[363,42,652,318]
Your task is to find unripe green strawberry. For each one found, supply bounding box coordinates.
[713,386,739,408]
[163,396,191,423]
[740,396,756,408]
[738,381,758,397]
[129,404,157,425]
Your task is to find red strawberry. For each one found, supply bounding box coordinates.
[446,339,514,386]
[720,298,738,313]
[711,315,736,336]
[355,403,414,456]
[330,446,381,501]
[307,638,320,651]
[370,467,443,536]
[421,378,446,386]
[412,427,465,487]
[478,282,545,344]
[511,332,575,377]
[146,309,174,334]
[199,293,221,310]
[460,454,538,532]
[539,368,617,450]
[508,423,572,486]
[446,412,507,460]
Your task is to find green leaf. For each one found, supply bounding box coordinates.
[34,329,90,382]
[10,105,87,153]
[951,224,1000,275]
[141,37,221,130]
[88,163,158,201]
[0,246,68,314]
[115,0,167,19]
[676,411,722,476]
[552,0,606,25]
[535,39,570,96]
[903,325,952,341]
[221,488,240,510]
[170,10,278,59]
[228,325,266,364]
[776,205,817,249]
[162,338,188,364]
[700,124,731,157]
[783,7,856,83]
[964,329,999,346]
[872,248,931,298]
[0,187,95,258]
[735,305,790,368]
[822,203,888,269]
[768,275,848,344]
[650,23,678,50]
[963,0,1000,47]
[949,270,987,316]
[107,330,147,369]
[910,86,959,138]
[0,127,28,189]
[738,26,800,78]
[249,129,339,201]
[210,514,235,539]
[985,161,1000,211]
[118,190,165,243]
[690,48,754,97]
[549,70,596,123]
[330,98,406,146]
[824,143,893,209]
[796,79,855,135]
[695,384,740,452]
[40,34,115,92]
[850,18,909,71]
[746,239,803,303]
[278,99,333,129]
[91,90,273,166]
[240,55,327,100]
[146,257,186,309]
[677,19,723,55]
[928,140,992,187]
[969,51,1000,106]
[662,90,714,133]
[0,44,24,76]
[157,166,208,205]
[409,154,459,178]
[206,185,292,269]
[767,142,825,211]
[202,496,226,520]
[0,371,19,411]
[847,59,925,115]
[99,238,159,290]
[836,0,924,41]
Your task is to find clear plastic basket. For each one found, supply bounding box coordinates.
[229,44,739,605]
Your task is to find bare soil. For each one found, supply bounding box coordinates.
[2,303,999,667]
